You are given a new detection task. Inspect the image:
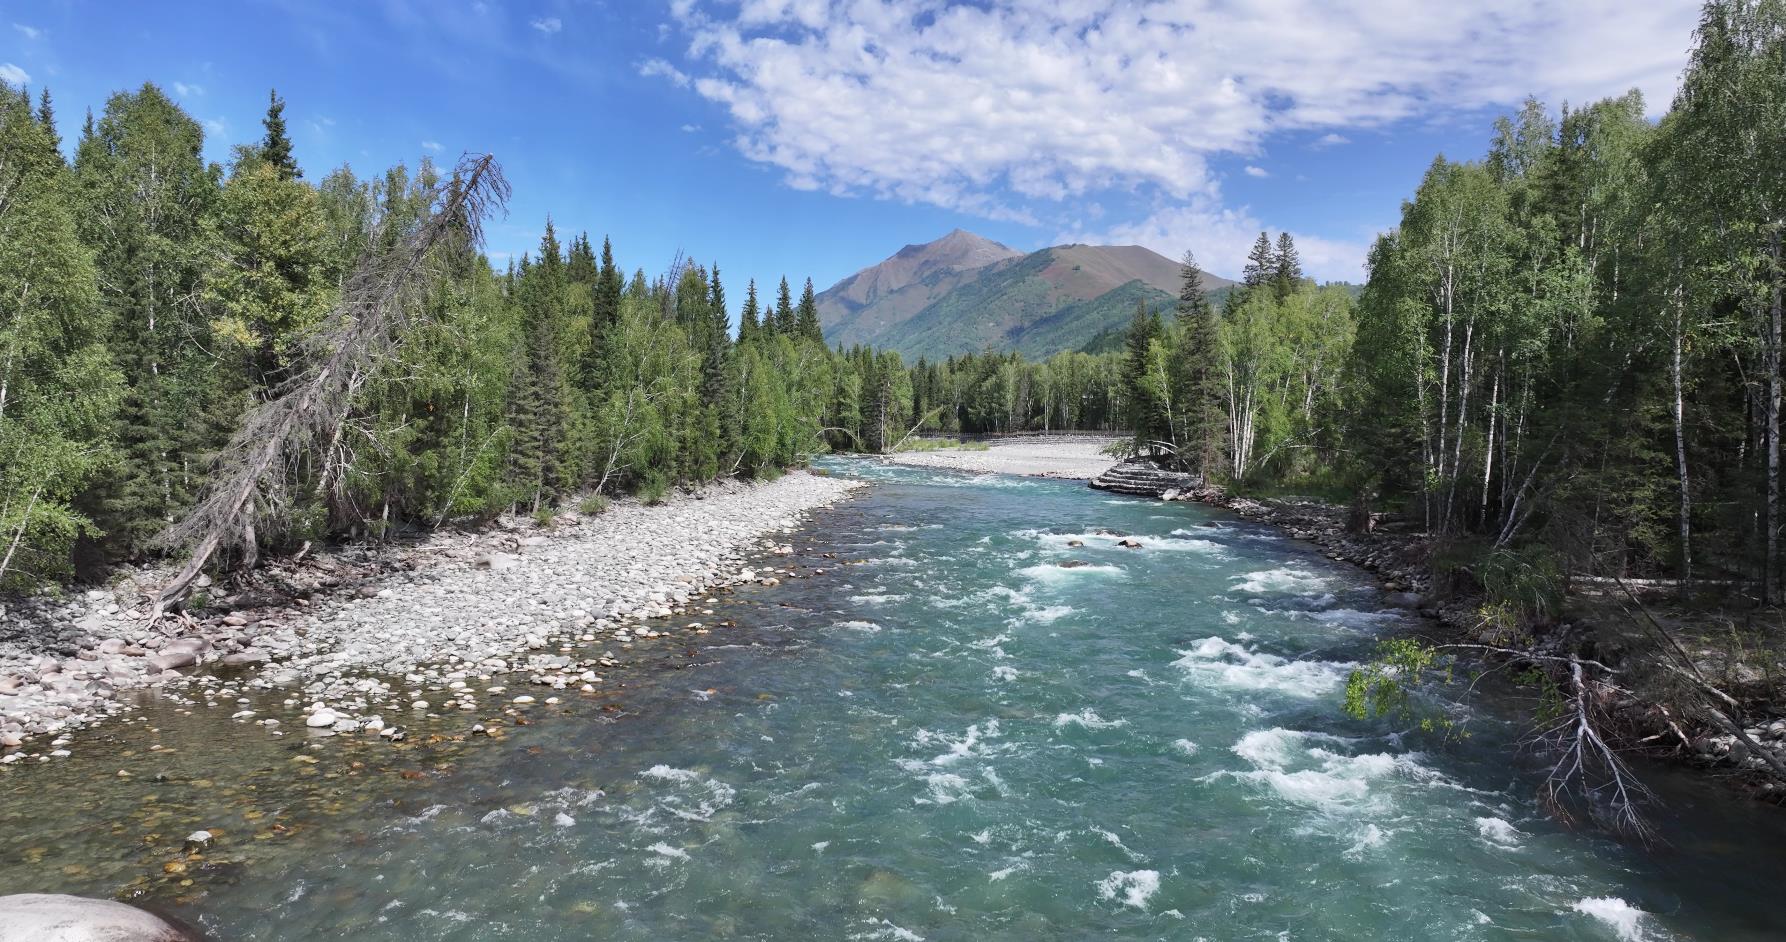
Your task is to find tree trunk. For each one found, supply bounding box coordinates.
[1768,228,1782,603]
[1671,283,1692,586]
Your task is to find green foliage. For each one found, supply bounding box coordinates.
[1342,638,1463,737]
[0,87,121,588]
[578,494,610,516]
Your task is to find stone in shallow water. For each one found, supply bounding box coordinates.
[0,893,199,941]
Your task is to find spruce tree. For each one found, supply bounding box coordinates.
[1120,298,1164,444]
[773,276,795,335]
[506,224,572,510]
[35,87,59,154]
[74,83,221,555]
[795,277,822,341]
[1242,231,1275,290]
[260,88,299,181]
[1273,232,1302,301]
[738,278,761,343]
[1173,250,1222,478]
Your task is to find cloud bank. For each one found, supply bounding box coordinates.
[654,1,1694,279]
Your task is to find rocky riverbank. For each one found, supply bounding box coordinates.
[883,435,1121,480]
[1173,482,1786,797]
[0,471,860,757]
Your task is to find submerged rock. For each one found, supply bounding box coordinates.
[0,893,198,941]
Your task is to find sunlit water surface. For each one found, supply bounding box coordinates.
[4,459,1786,940]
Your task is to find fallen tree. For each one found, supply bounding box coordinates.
[151,154,509,619]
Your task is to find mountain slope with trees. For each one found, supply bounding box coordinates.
[817,233,1236,359]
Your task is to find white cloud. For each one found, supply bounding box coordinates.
[12,23,42,40]
[173,82,205,97]
[652,1,1695,274]
[203,117,228,137]
[421,140,443,152]
[680,123,702,133]
[639,57,690,88]
[530,16,562,34]
[0,63,28,87]
[1314,133,1350,148]
[1244,165,1269,178]
[1067,196,1380,284]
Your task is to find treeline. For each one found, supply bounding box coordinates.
[0,82,894,590]
[1135,0,1786,606]
[1117,232,1355,484]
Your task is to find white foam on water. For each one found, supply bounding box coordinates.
[1172,636,1351,697]
[1171,738,1200,756]
[992,665,1019,682]
[1018,563,1126,583]
[1310,608,1403,629]
[1475,816,1525,849]
[914,719,1002,766]
[1231,567,1330,595]
[988,861,1028,881]
[1571,897,1651,941]
[1026,604,1076,624]
[1090,827,1146,862]
[851,593,909,605]
[639,765,737,822]
[834,620,884,633]
[860,556,920,568]
[1095,870,1161,910]
[917,771,972,805]
[1053,708,1128,730]
[648,842,690,861]
[848,919,927,942]
[1344,824,1386,858]
[1226,728,1435,815]
[813,841,830,852]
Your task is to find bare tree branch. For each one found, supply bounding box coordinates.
[150,154,510,618]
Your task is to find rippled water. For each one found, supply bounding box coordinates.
[5,459,1786,940]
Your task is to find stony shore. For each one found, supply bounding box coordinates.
[883,435,1121,480]
[0,471,860,756]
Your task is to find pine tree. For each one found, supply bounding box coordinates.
[74,83,222,555]
[795,277,822,341]
[260,88,299,181]
[773,276,795,335]
[1120,298,1164,444]
[1242,231,1275,290]
[505,224,572,510]
[738,278,761,344]
[35,87,59,154]
[1273,232,1302,301]
[1173,250,1222,478]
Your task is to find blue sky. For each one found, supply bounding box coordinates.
[3,1,1699,305]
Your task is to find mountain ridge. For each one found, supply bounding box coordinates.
[816,231,1235,359]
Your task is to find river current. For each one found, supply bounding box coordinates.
[4,458,1786,940]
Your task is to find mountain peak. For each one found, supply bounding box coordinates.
[818,235,1237,359]
[895,228,1017,264]
[822,229,1023,318]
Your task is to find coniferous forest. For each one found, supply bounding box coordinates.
[2,0,1783,612]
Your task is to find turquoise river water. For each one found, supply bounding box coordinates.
[4,458,1786,940]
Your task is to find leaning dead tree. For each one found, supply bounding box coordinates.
[151,153,510,619]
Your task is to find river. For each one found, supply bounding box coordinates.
[3,459,1785,940]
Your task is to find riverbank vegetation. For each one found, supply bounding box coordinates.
[1111,0,1786,827]
[0,83,922,593]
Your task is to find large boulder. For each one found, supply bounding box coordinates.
[0,894,199,941]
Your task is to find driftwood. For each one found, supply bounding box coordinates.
[151,154,510,619]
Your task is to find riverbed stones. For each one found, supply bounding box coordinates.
[0,471,858,749]
[305,709,339,728]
